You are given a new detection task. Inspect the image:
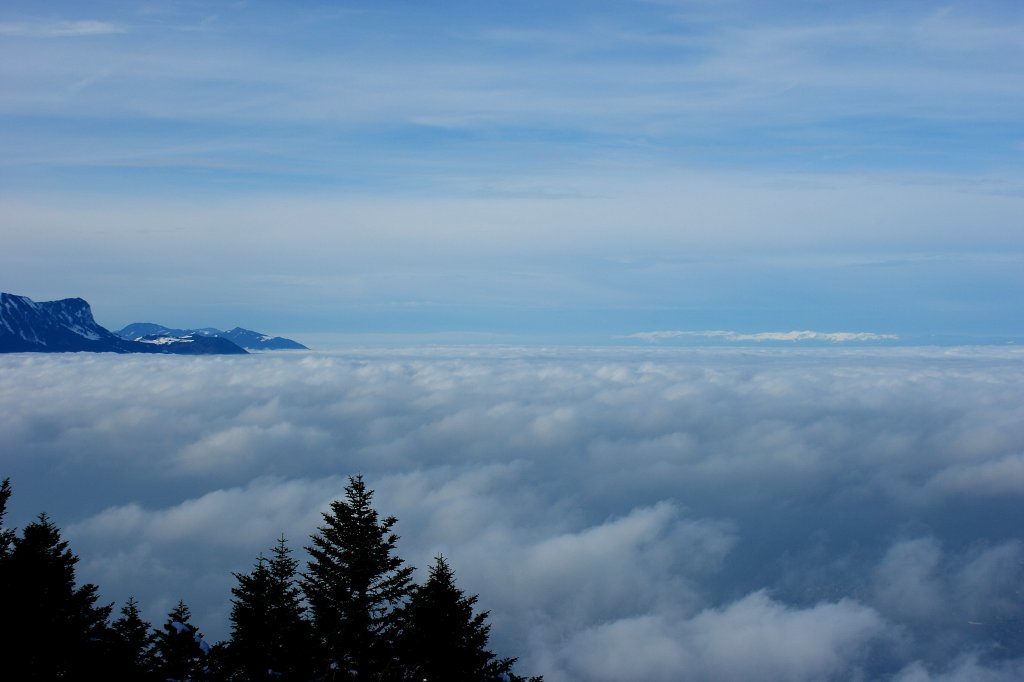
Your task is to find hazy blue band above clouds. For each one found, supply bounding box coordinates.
[622,329,900,342]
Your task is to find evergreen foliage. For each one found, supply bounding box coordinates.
[204,641,235,682]
[0,510,112,679]
[0,477,13,559]
[398,555,517,682]
[155,599,210,682]
[230,554,273,678]
[0,476,543,681]
[229,536,313,680]
[303,474,415,680]
[110,596,158,680]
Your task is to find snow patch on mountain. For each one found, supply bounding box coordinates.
[116,323,307,350]
[1,292,249,355]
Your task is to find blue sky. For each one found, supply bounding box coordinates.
[2,0,1023,342]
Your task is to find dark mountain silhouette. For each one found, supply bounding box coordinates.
[116,323,307,350]
[0,293,247,355]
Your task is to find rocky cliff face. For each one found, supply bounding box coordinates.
[1,293,124,352]
[1,293,247,355]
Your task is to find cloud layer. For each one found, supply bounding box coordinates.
[2,346,1022,680]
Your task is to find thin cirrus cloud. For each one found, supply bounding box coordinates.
[2,347,1022,680]
[1,2,1022,337]
[0,20,124,38]
[3,2,1022,179]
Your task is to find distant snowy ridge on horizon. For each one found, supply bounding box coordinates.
[115,322,307,351]
[623,329,900,343]
[0,292,247,355]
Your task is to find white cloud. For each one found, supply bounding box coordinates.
[0,20,124,38]
[873,538,944,622]
[895,656,1024,682]
[69,476,344,550]
[557,591,889,682]
[175,421,333,475]
[3,347,1023,677]
[923,453,1024,498]
[956,541,1024,621]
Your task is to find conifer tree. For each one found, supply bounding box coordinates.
[398,555,516,682]
[0,478,13,559]
[229,536,313,680]
[303,475,414,681]
[230,554,273,678]
[205,641,234,682]
[0,511,112,679]
[110,596,158,680]
[155,599,209,682]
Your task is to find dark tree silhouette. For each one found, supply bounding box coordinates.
[110,596,158,680]
[230,553,272,679]
[229,536,313,680]
[0,510,112,679]
[398,555,517,682]
[0,476,544,681]
[303,475,414,680]
[0,478,13,559]
[155,600,209,682]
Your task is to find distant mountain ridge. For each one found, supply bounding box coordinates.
[1,292,247,354]
[115,323,307,350]
[0,293,305,355]
[1,293,129,353]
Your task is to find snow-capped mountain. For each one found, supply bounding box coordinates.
[0,293,248,355]
[0,293,119,352]
[130,332,250,355]
[116,323,307,350]
[117,322,222,339]
[219,327,307,350]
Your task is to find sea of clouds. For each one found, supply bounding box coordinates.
[2,346,1022,681]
